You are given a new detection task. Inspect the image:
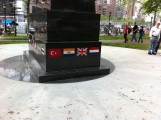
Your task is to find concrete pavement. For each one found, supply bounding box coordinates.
[0,44,161,120]
[100,39,150,43]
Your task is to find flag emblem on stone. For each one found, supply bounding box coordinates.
[63,48,75,57]
[35,42,37,49]
[77,48,88,56]
[49,49,61,57]
[38,45,41,52]
[89,47,99,55]
[41,46,45,56]
[33,40,35,47]
[29,39,32,45]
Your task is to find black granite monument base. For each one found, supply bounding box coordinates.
[24,50,110,83]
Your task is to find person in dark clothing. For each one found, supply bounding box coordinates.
[131,22,138,42]
[124,24,128,43]
[155,28,161,53]
[138,26,144,43]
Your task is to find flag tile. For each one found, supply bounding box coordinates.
[35,42,37,49]
[33,40,35,47]
[41,46,45,56]
[49,49,61,57]
[63,48,75,56]
[89,47,99,55]
[77,48,88,56]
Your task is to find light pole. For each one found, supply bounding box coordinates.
[11,2,21,36]
[109,11,112,35]
[3,4,7,35]
[13,6,16,36]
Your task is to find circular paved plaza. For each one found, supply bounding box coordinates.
[0,44,160,120]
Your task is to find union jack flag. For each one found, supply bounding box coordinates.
[77,48,88,56]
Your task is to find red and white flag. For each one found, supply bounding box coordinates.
[49,49,61,57]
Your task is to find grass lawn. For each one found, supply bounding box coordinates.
[102,42,151,50]
[100,34,149,40]
[0,41,28,44]
[3,35,28,38]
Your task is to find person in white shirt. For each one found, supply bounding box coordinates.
[148,21,160,55]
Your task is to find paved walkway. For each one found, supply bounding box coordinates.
[0,44,161,120]
[100,39,150,43]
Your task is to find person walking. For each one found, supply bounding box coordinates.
[131,22,138,42]
[148,21,160,55]
[124,24,128,43]
[155,26,161,53]
[138,26,144,43]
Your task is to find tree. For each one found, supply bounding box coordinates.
[140,0,161,26]
[117,0,145,6]
[22,0,30,35]
[117,0,147,20]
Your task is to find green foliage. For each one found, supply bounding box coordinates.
[117,0,137,7]
[140,0,161,14]
[101,15,134,24]
[136,18,149,25]
[101,15,109,20]
[140,0,161,25]
[4,35,28,38]
[121,18,134,24]
[22,0,30,8]
[0,41,28,44]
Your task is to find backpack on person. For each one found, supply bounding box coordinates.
[142,30,145,36]
[128,28,131,34]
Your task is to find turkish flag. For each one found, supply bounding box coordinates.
[49,49,61,57]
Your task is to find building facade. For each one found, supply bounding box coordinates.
[0,0,14,23]
[115,4,126,18]
[95,0,116,18]
[0,0,26,22]
[126,1,135,19]
[0,0,27,33]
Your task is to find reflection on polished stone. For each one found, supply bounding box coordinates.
[0,55,38,83]
[0,55,115,83]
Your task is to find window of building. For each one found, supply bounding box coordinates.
[103,5,107,8]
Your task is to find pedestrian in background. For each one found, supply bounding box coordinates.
[148,21,160,55]
[155,26,161,54]
[118,27,120,35]
[120,28,123,35]
[138,26,144,43]
[131,22,138,42]
[124,24,128,43]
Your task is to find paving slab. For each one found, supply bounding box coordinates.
[0,44,161,120]
[100,40,150,43]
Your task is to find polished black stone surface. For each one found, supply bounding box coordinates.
[0,55,114,83]
[27,0,108,82]
[0,55,38,82]
[30,11,100,42]
[31,0,95,13]
[28,39,101,72]
[50,0,95,13]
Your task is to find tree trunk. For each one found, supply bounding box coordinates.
[131,1,135,19]
[27,0,30,35]
[153,11,157,26]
